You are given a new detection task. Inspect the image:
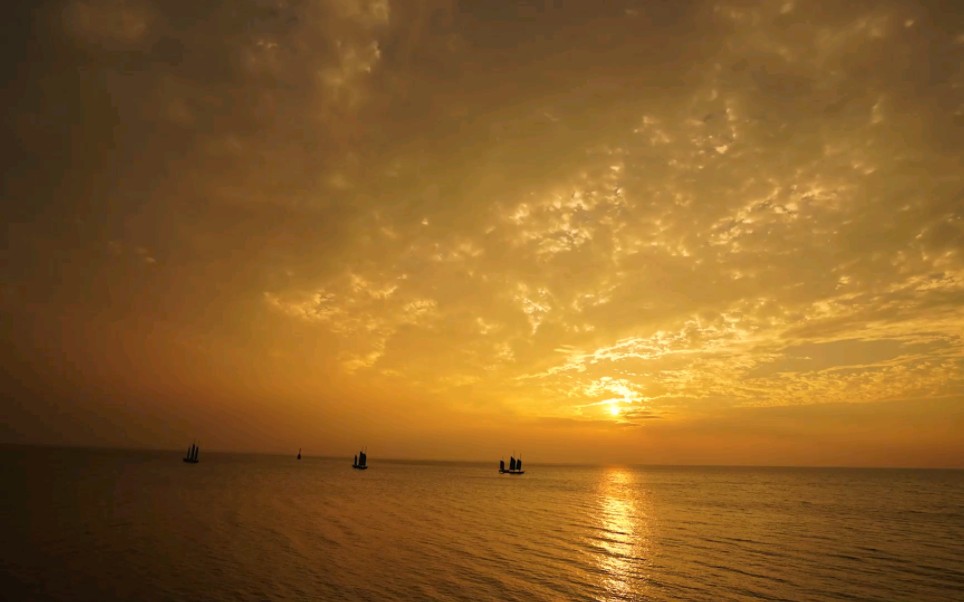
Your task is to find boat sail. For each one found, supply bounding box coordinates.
[352,449,368,470]
[499,455,524,475]
[183,441,199,464]
[297,448,302,460]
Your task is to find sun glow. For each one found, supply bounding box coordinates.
[609,403,620,416]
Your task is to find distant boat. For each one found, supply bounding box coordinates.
[352,449,368,470]
[499,455,524,475]
[297,448,302,460]
[183,441,199,464]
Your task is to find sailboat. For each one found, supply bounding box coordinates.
[297,448,302,460]
[352,449,368,470]
[183,441,199,464]
[499,455,524,475]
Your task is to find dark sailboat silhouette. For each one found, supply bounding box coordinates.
[499,455,524,475]
[352,449,368,470]
[183,441,199,464]
[297,448,302,460]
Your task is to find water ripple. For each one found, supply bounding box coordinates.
[2,452,962,601]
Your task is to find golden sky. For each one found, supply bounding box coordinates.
[2,0,962,466]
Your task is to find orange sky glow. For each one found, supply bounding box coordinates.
[2,0,962,467]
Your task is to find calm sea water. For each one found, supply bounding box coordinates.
[1,447,962,601]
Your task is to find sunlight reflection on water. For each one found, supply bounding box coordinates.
[594,467,654,600]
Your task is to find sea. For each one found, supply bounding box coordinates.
[1,446,962,601]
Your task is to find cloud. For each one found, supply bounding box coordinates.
[252,0,964,421]
[3,0,962,452]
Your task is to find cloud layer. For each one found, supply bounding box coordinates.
[2,0,962,462]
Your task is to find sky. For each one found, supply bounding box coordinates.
[1,0,962,467]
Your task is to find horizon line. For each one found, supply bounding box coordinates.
[1,442,961,471]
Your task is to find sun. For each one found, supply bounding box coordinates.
[608,403,620,416]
